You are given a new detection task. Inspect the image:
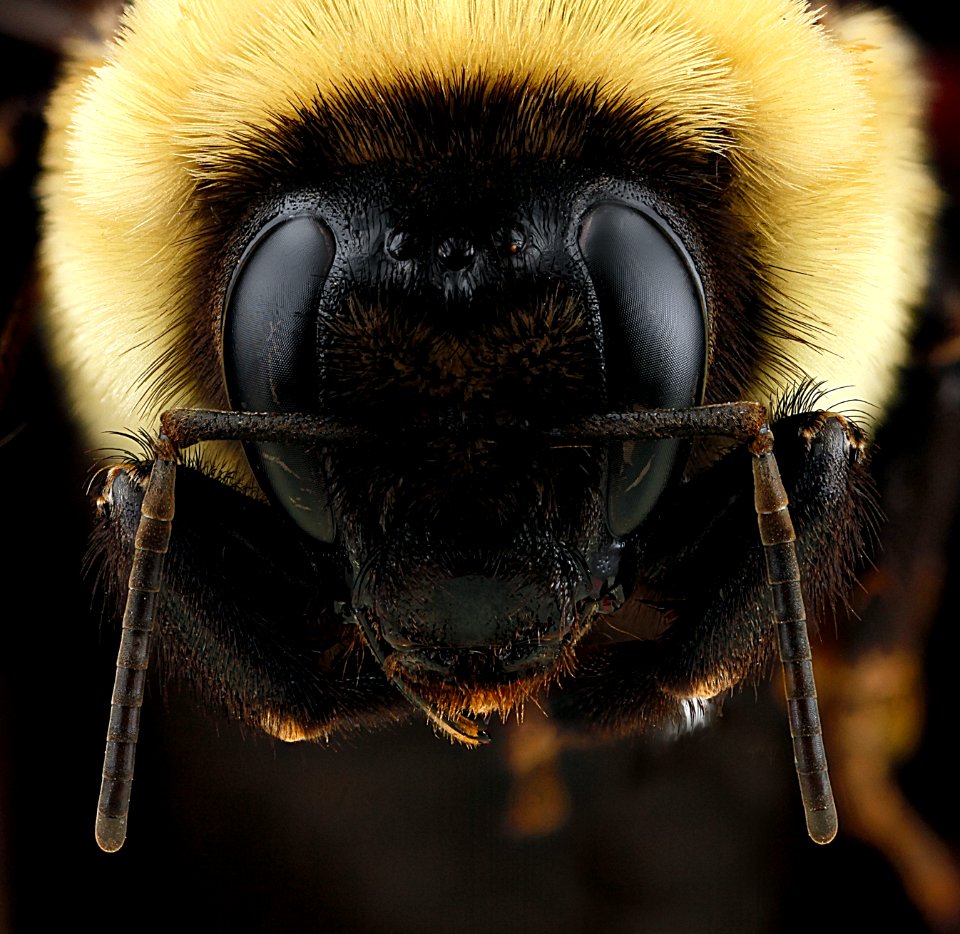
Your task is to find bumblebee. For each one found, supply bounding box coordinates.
[38,0,935,852]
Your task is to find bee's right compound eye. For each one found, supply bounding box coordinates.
[223,213,337,542]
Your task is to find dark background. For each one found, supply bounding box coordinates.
[1,2,958,931]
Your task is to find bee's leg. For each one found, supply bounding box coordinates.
[553,410,872,735]
[93,460,406,741]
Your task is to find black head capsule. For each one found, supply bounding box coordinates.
[220,172,711,676]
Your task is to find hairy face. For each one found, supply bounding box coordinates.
[216,157,713,710]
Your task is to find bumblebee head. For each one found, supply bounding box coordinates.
[220,155,707,699]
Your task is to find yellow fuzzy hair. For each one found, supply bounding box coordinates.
[40,0,935,463]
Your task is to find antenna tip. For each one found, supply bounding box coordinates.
[96,814,127,852]
[806,804,838,845]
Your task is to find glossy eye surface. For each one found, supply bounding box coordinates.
[578,202,707,537]
[223,213,337,542]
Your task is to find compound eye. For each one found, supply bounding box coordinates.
[223,214,337,542]
[578,203,707,537]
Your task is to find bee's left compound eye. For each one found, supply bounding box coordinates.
[578,202,707,537]
[223,213,337,542]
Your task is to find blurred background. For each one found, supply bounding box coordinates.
[1,2,958,930]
